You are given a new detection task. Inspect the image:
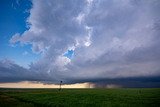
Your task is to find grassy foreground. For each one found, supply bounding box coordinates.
[0,88,160,107]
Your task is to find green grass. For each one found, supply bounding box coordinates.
[0,88,160,107]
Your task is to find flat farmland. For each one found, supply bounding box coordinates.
[0,88,160,107]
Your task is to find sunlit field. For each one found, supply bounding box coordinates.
[0,88,160,107]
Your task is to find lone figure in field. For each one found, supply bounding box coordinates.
[59,81,62,91]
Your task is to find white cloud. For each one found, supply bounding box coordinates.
[54,56,71,71]
[9,33,21,44]
[8,0,160,84]
[75,13,85,24]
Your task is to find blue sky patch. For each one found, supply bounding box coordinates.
[0,0,37,67]
[64,50,74,59]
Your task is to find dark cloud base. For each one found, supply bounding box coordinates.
[0,59,160,88]
[67,76,160,88]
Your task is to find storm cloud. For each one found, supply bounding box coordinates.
[1,0,160,87]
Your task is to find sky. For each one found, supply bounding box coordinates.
[0,0,160,88]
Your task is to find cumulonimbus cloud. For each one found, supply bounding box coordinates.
[3,0,160,87]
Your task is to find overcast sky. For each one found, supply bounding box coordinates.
[0,0,160,88]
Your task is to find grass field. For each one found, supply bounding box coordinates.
[0,88,160,107]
